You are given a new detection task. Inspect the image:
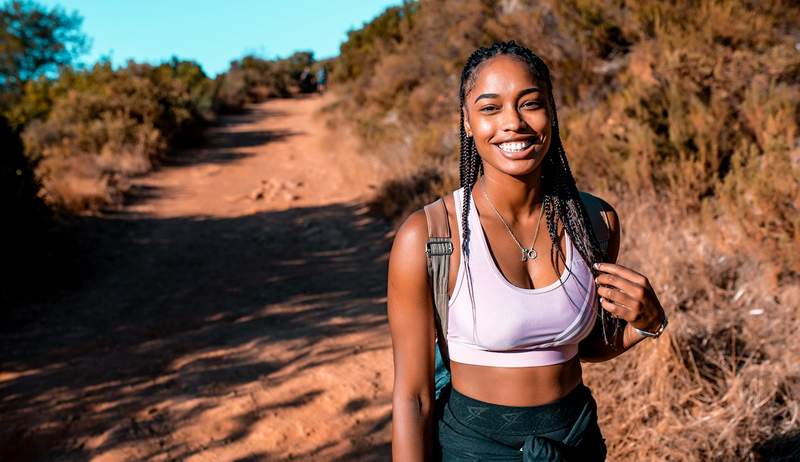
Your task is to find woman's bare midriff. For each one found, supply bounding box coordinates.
[450,355,583,406]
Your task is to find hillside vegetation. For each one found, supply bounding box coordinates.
[12,52,319,212]
[330,1,800,460]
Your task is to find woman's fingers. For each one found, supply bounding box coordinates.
[598,296,632,320]
[596,275,645,300]
[593,262,665,330]
[593,263,648,315]
[596,284,638,309]
[593,262,650,289]
[594,262,647,323]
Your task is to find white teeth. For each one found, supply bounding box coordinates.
[497,140,534,152]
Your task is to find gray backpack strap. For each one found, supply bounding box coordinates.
[579,191,611,256]
[423,198,453,364]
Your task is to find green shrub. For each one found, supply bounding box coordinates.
[20,60,214,211]
[560,0,800,272]
[332,2,415,84]
[213,51,315,113]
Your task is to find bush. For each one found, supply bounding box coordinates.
[559,0,800,273]
[20,60,214,211]
[332,3,415,84]
[213,51,315,113]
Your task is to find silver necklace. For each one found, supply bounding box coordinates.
[479,176,545,262]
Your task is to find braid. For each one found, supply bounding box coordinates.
[458,101,473,257]
[457,40,620,345]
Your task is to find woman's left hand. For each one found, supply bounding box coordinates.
[592,262,665,333]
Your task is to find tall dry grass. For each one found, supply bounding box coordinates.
[330,0,800,459]
[583,196,799,461]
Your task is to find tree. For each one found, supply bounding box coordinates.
[0,0,88,91]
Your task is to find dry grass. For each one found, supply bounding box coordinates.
[583,193,799,461]
[33,154,130,212]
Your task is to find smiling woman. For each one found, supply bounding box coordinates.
[386,41,668,461]
[464,58,551,173]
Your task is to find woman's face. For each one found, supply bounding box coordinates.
[463,55,552,178]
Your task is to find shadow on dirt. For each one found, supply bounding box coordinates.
[0,197,393,461]
[217,106,291,128]
[122,119,303,211]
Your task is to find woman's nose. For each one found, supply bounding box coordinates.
[500,107,527,131]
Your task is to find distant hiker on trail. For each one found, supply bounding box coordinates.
[387,41,668,461]
[299,66,315,93]
[316,66,327,94]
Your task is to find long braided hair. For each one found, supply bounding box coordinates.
[458,41,621,344]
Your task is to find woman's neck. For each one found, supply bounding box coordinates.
[478,168,545,223]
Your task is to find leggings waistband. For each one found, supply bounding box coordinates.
[444,382,594,435]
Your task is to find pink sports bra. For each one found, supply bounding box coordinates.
[446,187,598,367]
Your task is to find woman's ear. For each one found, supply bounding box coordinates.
[462,108,472,137]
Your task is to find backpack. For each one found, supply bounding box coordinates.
[422,191,612,403]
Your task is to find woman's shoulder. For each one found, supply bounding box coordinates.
[388,209,430,287]
[394,189,460,244]
[393,209,428,255]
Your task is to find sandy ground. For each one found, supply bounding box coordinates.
[1,94,395,461]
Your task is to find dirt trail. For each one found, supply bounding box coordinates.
[1,95,395,461]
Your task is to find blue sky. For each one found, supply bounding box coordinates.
[39,0,403,76]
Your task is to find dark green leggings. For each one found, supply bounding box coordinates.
[437,383,607,461]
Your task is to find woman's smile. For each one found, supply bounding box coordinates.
[497,139,534,152]
[492,136,545,160]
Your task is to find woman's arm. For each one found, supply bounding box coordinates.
[579,199,667,362]
[387,210,438,461]
[578,317,649,363]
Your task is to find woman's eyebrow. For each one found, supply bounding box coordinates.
[518,87,541,97]
[473,87,541,103]
[474,93,499,103]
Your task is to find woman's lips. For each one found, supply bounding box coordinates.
[493,139,542,160]
[497,139,535,152]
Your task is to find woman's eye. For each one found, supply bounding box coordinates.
[479,105,498,112]
[522,101,541,109]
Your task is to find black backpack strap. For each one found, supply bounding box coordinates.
[423,198,453,370]
[579,191,611,257]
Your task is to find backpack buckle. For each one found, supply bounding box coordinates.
[425,240,454,257]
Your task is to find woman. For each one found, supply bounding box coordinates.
[387,41,668,461]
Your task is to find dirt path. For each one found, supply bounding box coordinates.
[1,95,395,461]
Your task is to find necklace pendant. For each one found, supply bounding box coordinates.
[521,248,537,262]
